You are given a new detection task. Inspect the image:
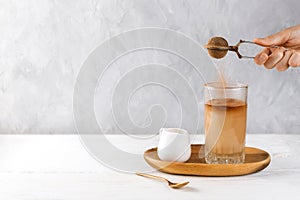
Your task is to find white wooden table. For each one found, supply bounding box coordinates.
[0,134,299,200]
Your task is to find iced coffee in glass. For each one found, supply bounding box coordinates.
[204,82,248,164]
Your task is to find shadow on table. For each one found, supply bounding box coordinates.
[180,186,200,192]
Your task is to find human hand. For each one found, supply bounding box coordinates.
[254,25,300,71]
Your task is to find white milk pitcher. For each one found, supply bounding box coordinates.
[157,128,191,162]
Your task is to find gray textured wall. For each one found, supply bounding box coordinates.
[0,0,300,134]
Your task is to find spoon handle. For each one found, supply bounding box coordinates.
[136,172,167,183]
[232,40,276,59]
[241,40,282,48]
[240,40,256,44]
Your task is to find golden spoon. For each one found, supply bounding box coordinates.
[136,172,189,189]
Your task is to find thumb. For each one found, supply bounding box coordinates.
[254,29,291,47]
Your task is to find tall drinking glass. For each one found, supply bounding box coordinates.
[204,82,248,164]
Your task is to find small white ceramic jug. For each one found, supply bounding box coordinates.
[157,128,191,162]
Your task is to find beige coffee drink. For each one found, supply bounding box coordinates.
[204,83,248,164]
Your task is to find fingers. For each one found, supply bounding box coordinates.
[254,28,291,47]
[264,47,285,69]
[289,51,300,67]
[254,48,270,65]
[255,48,300,71]
[274,50,292,71]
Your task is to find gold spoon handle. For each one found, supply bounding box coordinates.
[236,40,288,59]
[240,40,281,48]
[136,172,168,183]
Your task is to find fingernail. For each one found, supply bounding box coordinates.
[254,38,262,42]
[255,53,268,65]
[258,53,268,63]
[253,38,266,45]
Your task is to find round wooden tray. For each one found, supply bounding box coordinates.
[144,144,271,177]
